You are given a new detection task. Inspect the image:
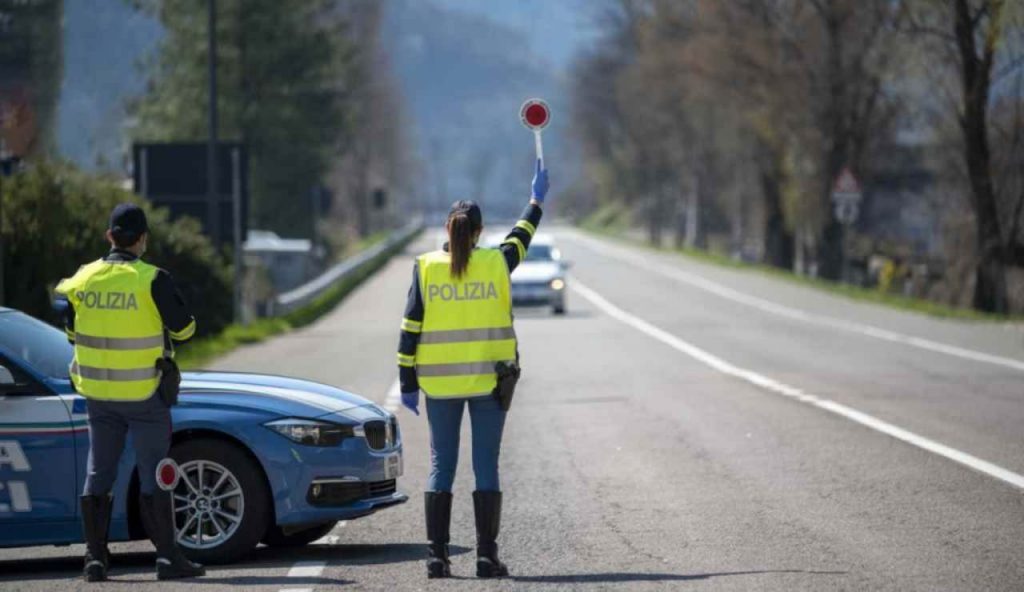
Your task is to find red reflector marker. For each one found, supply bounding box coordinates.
[156,458,180,491]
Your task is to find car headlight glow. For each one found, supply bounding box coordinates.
[550,278,565,291]
[264,418,353,447]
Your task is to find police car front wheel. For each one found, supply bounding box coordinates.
[170,438,271,564]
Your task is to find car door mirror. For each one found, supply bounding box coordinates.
[0,365,15,386]
[0,364,34,395]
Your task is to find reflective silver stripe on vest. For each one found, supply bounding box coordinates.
[418,327,516,345]
[71,362,158,381]
[75,333,165,350]
[419,389,491,399]
[416,361,505,377]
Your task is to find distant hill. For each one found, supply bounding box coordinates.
[56,0,586,206]
[384,0,579,218]
[431,0,599,70]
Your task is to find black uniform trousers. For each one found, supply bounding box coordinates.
[83,394,171,496]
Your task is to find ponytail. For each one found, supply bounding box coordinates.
[447,212,478,279]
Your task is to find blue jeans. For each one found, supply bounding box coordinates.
[426,395,507,492]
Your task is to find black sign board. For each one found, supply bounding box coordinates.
[132,143,248,245]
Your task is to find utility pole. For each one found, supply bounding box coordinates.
[231,148,244,325]
[207,0,220,245]
[0,139,7,307]
[0,139,16,307]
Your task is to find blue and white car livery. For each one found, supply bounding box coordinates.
[0,307,406,563]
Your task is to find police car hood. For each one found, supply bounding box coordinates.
[511,261,562,283]
[180,371,370,416]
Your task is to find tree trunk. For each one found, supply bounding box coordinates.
[687,171,703,249]
[954,0,1008,312]
[673,189,687,249]
[354,140,372,238]
[761,171,794,269]
[817,3,848,282]
[819,219,845,280]
[647,194,664,247]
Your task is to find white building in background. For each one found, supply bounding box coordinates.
[243,230,316,294]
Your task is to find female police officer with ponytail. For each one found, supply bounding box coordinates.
[396,159,548,579]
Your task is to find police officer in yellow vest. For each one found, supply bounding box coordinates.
[55,204,204,582]
[397,159,548,579]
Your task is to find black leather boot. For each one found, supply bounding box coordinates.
[139,492,205,580]
[80,494,113,582]
[425,491,453,578]
[473,491,509,578]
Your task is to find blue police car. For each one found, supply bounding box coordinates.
[0,307,406,564]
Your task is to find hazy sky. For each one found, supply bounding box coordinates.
[431,0,601,71]
[56,0,602,206]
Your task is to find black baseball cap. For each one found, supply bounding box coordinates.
[449,200,482,227]
[109,203,149,237]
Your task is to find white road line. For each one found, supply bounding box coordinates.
[384,377,401,412]
[569,232,1024,373]
[571,278,1024,491]
[286,560,326,578]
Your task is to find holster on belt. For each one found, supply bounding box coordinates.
[492,361,520,412]
[155,357,181,407]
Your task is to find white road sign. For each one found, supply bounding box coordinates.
[832,166,862,225]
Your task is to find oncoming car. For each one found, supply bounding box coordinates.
[0,307,406,564]
[486,233,568,314]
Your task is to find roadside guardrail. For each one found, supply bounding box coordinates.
[274,220,423,316]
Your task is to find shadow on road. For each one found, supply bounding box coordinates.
[0,542,462,583]
[511,569,848,584]
[0,551,154,582]
[254,542,471,566]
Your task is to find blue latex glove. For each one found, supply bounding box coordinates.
[531,159,549,203]
[401,390,420,416]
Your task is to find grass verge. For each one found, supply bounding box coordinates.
[176,228,421,369]
[581,225,1021,323]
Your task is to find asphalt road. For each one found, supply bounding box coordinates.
[3,228,1023,591]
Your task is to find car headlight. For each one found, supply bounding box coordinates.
[550,278,565,291]
[264,418,353,447]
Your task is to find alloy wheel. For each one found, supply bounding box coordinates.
[172,459,245,549]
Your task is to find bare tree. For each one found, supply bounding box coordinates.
[904,0,1023,312]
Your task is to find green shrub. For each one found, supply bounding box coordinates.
[1,161,232,335]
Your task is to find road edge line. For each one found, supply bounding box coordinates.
[568,231,1024,374]
[570,278,1024,491]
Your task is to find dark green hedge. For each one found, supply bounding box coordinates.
[1,162,232,335]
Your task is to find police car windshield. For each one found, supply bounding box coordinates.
[524,245,553,262]
[0,311,73,379]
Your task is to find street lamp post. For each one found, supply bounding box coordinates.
[0,139,10,307]
[207,0,219,246]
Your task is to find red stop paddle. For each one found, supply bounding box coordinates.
[520,98,550,166]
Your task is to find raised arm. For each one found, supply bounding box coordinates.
[499,160,548,272]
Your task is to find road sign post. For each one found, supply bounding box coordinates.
[520,98,550,166]
[831,166,863,283]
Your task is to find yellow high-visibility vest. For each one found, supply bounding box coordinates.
[55,259,166,401]
[415,249,517,398]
